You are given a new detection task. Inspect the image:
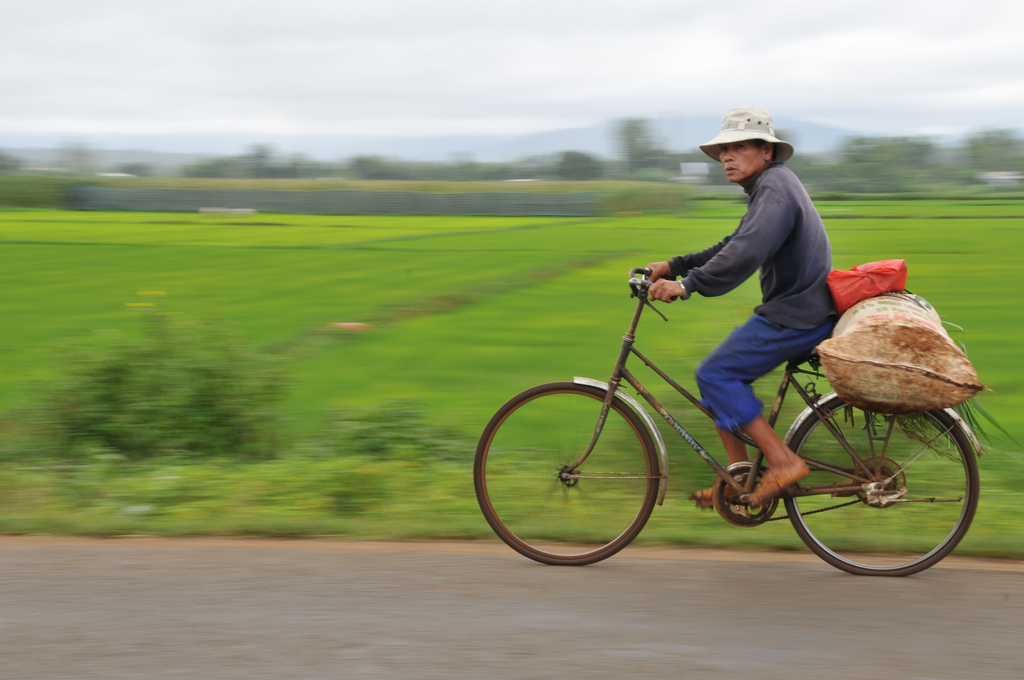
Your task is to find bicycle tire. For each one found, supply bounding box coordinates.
[474,382,660,566]
[784,392,979,576]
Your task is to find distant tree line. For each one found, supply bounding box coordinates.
[0,150,23,174]
[785,130,1024,193]
[171,122,1024,191]
[2,122,1023,192]
[174,145,610,182]
[179,145,336,179]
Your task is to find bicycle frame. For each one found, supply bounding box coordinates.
[569,269,830,502]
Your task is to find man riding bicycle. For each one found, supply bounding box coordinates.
[646,105,836,508]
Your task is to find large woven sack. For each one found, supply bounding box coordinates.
[817,293,983,414]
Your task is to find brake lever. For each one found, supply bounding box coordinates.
[644,296,669,322]
[629,271,670,321]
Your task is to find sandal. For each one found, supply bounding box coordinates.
[689,488,715,510]
[745,462,810,508]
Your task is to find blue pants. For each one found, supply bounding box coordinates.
[695,315,834,432]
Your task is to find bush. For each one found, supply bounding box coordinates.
[556,151,604,181]
[0,176,80,208]
[318,400,470,462]
[37,315,286,461]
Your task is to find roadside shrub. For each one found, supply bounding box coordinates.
[0,406,63,461]
[40,314,286,461]
[318,399,471,462]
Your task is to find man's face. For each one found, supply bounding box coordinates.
[718,140,774,187]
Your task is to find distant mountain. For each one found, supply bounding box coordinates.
[0,115,867,171]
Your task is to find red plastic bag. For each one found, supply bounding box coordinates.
[827,259,908,315]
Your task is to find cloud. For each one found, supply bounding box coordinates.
[2,0,1023,142]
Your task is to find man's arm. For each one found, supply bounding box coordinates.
[669,237,730,279]
[680,187,795,298]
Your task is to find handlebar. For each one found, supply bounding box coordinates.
[629,266,682,309]
[627,266,671,322]
[629,266,652,279]
[629,267,653,295]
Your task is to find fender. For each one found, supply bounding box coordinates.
[785,391,984,458]
[574,376,669,505]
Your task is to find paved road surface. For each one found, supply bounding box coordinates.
[1,537,1022,679]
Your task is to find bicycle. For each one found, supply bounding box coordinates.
[473,267,981,576]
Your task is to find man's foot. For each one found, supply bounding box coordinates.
[689,488,714,509]
[745,461,810,508]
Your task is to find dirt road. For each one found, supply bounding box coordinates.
[1,537,1022,679]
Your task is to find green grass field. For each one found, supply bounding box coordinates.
[1,201,1022,556]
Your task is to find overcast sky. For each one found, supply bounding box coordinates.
[3,0,1023,151]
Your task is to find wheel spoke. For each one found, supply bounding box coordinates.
[475,383,659,566]
[784,394,978,576]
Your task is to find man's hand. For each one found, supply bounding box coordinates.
[649,279,688,303]
[645,261,673,282]
[645,261,687,302]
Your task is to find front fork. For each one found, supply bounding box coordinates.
[571,376,671,505]
[566,297,646,471]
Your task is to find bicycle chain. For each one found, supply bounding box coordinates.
[766,498,862,521]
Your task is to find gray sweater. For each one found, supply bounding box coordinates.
[673,162,836,330]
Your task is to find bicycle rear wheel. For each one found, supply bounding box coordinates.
[785,393,979,576]
[474,382,660,565]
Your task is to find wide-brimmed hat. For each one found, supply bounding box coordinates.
[699,106,794,162]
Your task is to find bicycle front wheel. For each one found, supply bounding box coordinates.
[474,382,660,565]
[785,393,979,576]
